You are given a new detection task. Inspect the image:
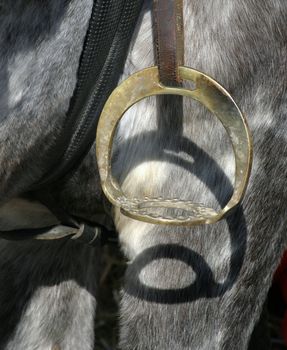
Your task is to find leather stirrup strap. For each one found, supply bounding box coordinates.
[153,0,184,86]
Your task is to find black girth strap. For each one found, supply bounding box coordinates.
[33,0,144,189]
[0,0,143,246]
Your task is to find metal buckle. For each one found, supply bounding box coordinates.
[96,66,253,226]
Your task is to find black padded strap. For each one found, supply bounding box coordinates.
[32,0,144,190]
[1,1,143,244]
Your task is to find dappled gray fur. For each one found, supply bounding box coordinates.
[0,1,99,349]
[0,240,98,350]
[0,0,287,349]
[114,1,287,349]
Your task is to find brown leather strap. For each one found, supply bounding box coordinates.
[153,0,184,86]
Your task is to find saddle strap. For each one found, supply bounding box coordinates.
[0,223,118,247]
[153,0,184,85]
[31,0,144,190]
[12,0,144,244]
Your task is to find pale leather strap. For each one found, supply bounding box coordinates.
[153,0,184,85]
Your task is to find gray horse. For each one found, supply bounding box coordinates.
[0,0,286,349]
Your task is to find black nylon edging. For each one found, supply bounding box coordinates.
[32,0,144,190]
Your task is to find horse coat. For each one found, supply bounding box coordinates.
[0,0,286,349]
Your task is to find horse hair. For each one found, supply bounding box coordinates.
[0,0,286,349]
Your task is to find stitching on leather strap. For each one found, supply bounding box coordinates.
[153,0,184,86]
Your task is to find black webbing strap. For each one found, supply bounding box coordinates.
[0,0,143,245]
[31,0,144,190]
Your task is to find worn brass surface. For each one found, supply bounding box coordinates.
[96,66,253,226]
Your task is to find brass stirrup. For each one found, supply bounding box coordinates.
[96,0,252,226]
[96,66,253,226]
